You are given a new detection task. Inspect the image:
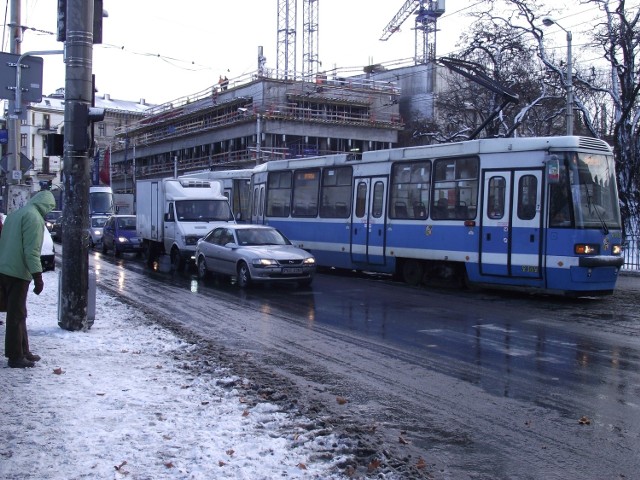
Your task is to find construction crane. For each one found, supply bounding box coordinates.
[380,0,445,65]
[277,0,297,79]
[276,0,320,80]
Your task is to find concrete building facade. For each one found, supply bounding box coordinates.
[109,70,405,194]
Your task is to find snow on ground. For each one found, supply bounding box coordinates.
[0,270,350,479]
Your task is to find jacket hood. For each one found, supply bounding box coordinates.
[28,190,56,217]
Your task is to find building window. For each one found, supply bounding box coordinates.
[20,134,28,148]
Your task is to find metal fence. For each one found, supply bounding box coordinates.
[622,234,640,272]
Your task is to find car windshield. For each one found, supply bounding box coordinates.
[91,217,108,227]
[236,228,290,246]
[46,211,62,221]
[117,217,136,230]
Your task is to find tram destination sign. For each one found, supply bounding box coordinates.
[0,52,44,102]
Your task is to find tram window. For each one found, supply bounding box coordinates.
[517,175,537,220]
[432,157,479,220]
[488,177,506,219]
[320,166,352,218]
[355,182,367,218]
[549,166,571,227]
[252,187,260,217]
[266,172,292,217]
[390,161,431,219]
[372,181,384,218]
[292,169,320,217]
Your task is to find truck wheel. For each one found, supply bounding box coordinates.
[236,262,251,288]
[171,248,185,271]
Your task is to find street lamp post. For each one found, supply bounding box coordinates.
[542,17,573,136]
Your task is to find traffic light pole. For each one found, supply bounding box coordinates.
[58,0,96,331]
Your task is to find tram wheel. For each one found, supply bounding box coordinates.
[402,260,424,286]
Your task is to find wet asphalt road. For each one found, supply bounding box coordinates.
[78,248,640,479]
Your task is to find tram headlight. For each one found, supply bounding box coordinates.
[612,244,622,255]
[574,244,599,255]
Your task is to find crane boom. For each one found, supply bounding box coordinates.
[380,0,421,41]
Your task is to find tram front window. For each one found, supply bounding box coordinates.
[570,153,621,229]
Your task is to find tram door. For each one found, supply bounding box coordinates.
[251,183,266,224]
[350,177,387,265]
[480,170,543,278]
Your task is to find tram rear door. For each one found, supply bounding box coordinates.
[479,169,543,279]
[350,176,387,265]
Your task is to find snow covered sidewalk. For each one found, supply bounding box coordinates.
[0,270,348,479]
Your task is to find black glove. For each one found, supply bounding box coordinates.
[33,272,44,295]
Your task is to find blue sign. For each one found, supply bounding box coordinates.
[0,129,7,144]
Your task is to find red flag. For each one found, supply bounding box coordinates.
[99,147,111,185]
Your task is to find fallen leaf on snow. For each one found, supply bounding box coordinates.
[297,463,307,470]
[52,367,64,375]
[226,449,235,456]
[416,457,427,469]
[164,462,174,468]
[367,459,381,472]
[242,409,250,417]
[399,435,410,444]
[96,392,106,396]
[218,460,226,467]
[114,460,128,471]
[336,396,348,405]
[579,416,591,425]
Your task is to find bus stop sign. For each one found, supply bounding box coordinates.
[0,52,44,102]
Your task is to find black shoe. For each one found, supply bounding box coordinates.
[8,357,35,368]
[24,352,41,362]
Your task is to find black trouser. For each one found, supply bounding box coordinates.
[1,273,30,360]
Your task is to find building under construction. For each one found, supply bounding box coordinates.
[109,69,404,194]
[109,0,448,194]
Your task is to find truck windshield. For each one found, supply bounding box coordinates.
[549,152,621,229]
[175,199,233,222]
[90,192,114,215]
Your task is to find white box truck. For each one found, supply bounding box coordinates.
[136,177,235,270]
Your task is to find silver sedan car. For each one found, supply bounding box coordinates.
[195,225,316,288]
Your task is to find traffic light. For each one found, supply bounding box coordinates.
[67,104,105,151]
[46,134,64,156]
[57,0,104,44]
[56,0,66,42]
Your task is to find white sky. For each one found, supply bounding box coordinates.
[6,1,602,106]
[7,0,479,105]
[1,269,352,479]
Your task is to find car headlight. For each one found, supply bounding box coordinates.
[93,229,101,236]
[303,257,316,265]
[252,258,278,267]
[117,236,129,244]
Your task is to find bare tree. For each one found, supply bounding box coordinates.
[435,0,639,234]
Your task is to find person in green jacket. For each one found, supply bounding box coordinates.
[0,190,56,368]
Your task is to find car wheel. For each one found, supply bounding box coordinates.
[236,262,251,288]
[197,256,209,280]
[114,246,121,257]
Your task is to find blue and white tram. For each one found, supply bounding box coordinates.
[249,136,624,296]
